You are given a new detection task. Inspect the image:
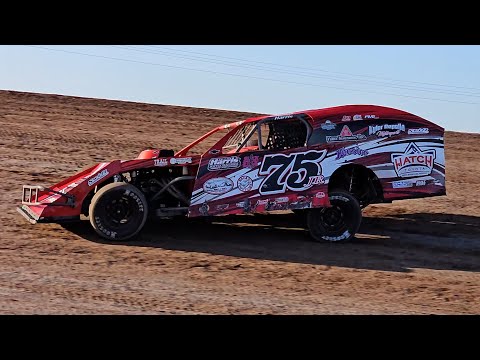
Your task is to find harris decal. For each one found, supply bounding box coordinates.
[208,156,241,171]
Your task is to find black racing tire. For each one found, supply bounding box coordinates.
[89,182,148,241]
[307,190,362,242]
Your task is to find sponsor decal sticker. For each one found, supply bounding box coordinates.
[315,192,326,198]
[392,179,428,188]
[216,204,229,211]
[274,115,294,120]
[209,149,221,155]
[335,146,369,160]
[392,180,413,189]
[208,156,241,171]
[199,202,209,216]
[289,195,313,209]
[235,199,252,212]
[341,115,352,122]
[364,115,379,119]
[408,128,429,135]
[203,177,234,195]
[353,114,363,121]
[265,200,289,211]
[340,126,353,136]
[154,158,168,167]
[275,196,289,203]
[254,199,268,207]
[369,123,405,137]
[326,125,366,143]
[376,130,401,137]
[237,175,254,192]
[321,120,336,130]
[87,169,109,187]
[391,143,436,178]
[170,157,192,165]
[242,154,260,169]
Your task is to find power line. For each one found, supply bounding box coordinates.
[25,45,479,105]
[111,45,480,98]
[144,45,480,93]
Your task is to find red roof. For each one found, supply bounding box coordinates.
[300,105,422,120]
[242,104,441,129]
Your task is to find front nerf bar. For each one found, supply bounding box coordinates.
[18,185,78,224]
[21,185,42,205]
[21,185,75,207]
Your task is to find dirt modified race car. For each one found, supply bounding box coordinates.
[17,105,446,242]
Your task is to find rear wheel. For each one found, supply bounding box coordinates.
[307,190,362,242]
[89,182,148,241]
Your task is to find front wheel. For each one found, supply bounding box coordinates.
[89,182,148,241]
[307,190,362,242]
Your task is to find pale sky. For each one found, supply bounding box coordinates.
[1,45,479,133]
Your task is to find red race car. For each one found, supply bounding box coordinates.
[17,105,446,242]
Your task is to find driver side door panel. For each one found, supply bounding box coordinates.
[188,147,331,217]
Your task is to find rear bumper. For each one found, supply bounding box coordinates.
[16,205,80,224]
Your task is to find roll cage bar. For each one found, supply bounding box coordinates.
[175,114,312,157]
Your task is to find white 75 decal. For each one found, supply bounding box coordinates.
[258,150,327,195]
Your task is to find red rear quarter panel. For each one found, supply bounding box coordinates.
[306,105,446,202]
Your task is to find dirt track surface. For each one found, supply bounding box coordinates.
[1,90,479,314]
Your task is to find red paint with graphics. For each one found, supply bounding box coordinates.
[17,105,446,242]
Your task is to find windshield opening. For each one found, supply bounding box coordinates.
[222,123,257,153]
